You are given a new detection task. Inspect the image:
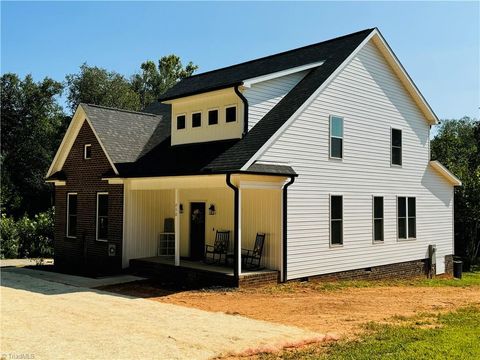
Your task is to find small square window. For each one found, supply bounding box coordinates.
[208,110,218,125]
[225,106,236,123]
[84,144,92,159]
[192,112,201,127]
[177,115,186,130]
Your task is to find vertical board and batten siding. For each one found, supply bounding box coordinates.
[257,40,453,280]
[244,71,308,130]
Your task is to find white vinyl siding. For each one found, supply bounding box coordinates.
[244,70,307,130]
[258,40,453,279]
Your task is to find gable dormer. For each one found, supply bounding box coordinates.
[165,88,245,146]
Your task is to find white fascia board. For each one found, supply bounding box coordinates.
[242,61,325,88]
[241,30,377,171]
[430,160,462,186]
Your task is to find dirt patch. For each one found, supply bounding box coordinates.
[101,280,480,339]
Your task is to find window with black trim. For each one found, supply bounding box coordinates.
[330,195,343,246]
[398,196,416,239]
[96,193,108,241]
[177,115,185,130]
[391,128,402,165]
[192,112,202,127]
[66,193,77,238]
[373,196,384,242]
[84,144,92,159]
[225,106,236,123]
[208,109,218,125]
[330,116,343,159]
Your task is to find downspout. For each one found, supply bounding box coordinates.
[234,85,249,136]
[226,174,240,281]
[282,175,296,282]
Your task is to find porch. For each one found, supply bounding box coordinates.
[119,172,294,285]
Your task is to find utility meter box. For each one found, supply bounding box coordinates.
[108,243,116,257]
[428,244,437,265]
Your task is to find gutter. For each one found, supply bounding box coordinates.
[282,175,296,282]
[226,174,240,280]
[234,85,249,136]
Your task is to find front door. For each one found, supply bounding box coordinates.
[190,202,206,260]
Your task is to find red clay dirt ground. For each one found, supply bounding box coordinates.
[98,276,480,340]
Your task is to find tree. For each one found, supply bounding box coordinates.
[1,73,67,216]
[131,55,198,109]
[431,117,480,269]
[65,64,141,112]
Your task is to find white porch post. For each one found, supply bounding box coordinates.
[174,188,180,266]
[237,187,242,276]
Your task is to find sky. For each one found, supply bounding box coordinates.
[1,1,479,121]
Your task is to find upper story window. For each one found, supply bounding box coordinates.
[208,109,218,125]
[373,196,384,242]
[330,115,343,159]
[398,196,416,240]
[192,112,202,128]
[391,128,402,166]
[84,144,92,159]
[96,192,108,241]
[66,193,77,238]
[225,106,237,123]
[177,115,186,130]
[330,195,343,246]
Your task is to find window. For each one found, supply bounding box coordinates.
[398,196,416,239]
[330,115,343,159]
[391,128,402,165]
[192,112,202,127]
[373,196,384,242]
[96,193,108,241]
[208,109,218,125]
[176,115,186,130]
[330,195,343,246]
[66,193,77,238]
[225,106,236,123]
[84,144,91,159]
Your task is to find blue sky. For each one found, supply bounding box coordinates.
[1,1,479,120]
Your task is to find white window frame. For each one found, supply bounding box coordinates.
[66,192,77,239]
[84,144,92,160]
[225,105,237,123]
[207,108,219,126]
[329,115,344,160]
[397,196,416,241]
[96,192,109,242]
[191,111,202,128]
[176,113,186,131]
[372,195,384,243]
[391,127,402,167]
[329,194,344,248]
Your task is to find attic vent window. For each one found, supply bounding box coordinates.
[84,144,92,159]
[177,115,186,130]
[225,106,236,123]
[192,112,202,128]
[208,109,218,125]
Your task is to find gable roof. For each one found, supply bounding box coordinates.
[159,28,375,101]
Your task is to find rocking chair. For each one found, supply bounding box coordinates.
[241,233,265,270]
[204,230,230,264]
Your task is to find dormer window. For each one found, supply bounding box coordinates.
[84,144,92,159]
[208,109,218,125]
[225,106,236,123]
[192,112,202,128]
[177,115,186,130]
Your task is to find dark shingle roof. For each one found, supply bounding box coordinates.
[159,28,374,101]
[81,103,170,164]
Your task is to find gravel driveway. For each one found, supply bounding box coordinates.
[1,268,318,359]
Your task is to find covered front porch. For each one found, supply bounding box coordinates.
[120,172,294,283]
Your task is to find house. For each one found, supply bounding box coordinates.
[46,28,461,286]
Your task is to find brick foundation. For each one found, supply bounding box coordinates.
[444,255,454,275]
[238,271,280,288]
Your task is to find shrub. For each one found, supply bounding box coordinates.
[0,213,19,258]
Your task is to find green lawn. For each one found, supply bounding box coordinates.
[260,306,480,360]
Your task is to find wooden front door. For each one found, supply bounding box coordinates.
[189,202,206,260]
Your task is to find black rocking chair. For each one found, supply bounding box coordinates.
[204,230,230,264]
[241,233,265,270]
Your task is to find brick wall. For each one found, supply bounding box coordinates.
[54,121,123,275]
[238,271,279,288]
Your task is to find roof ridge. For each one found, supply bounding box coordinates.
[183,28,375,81]
[81,103,159,117]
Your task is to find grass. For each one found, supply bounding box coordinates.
[258,306,480,359]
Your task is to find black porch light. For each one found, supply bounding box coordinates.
[208,204,216,215]
[179,203,184,214]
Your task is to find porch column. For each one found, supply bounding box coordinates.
[237,187,242,277]
[174,188,180,266]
